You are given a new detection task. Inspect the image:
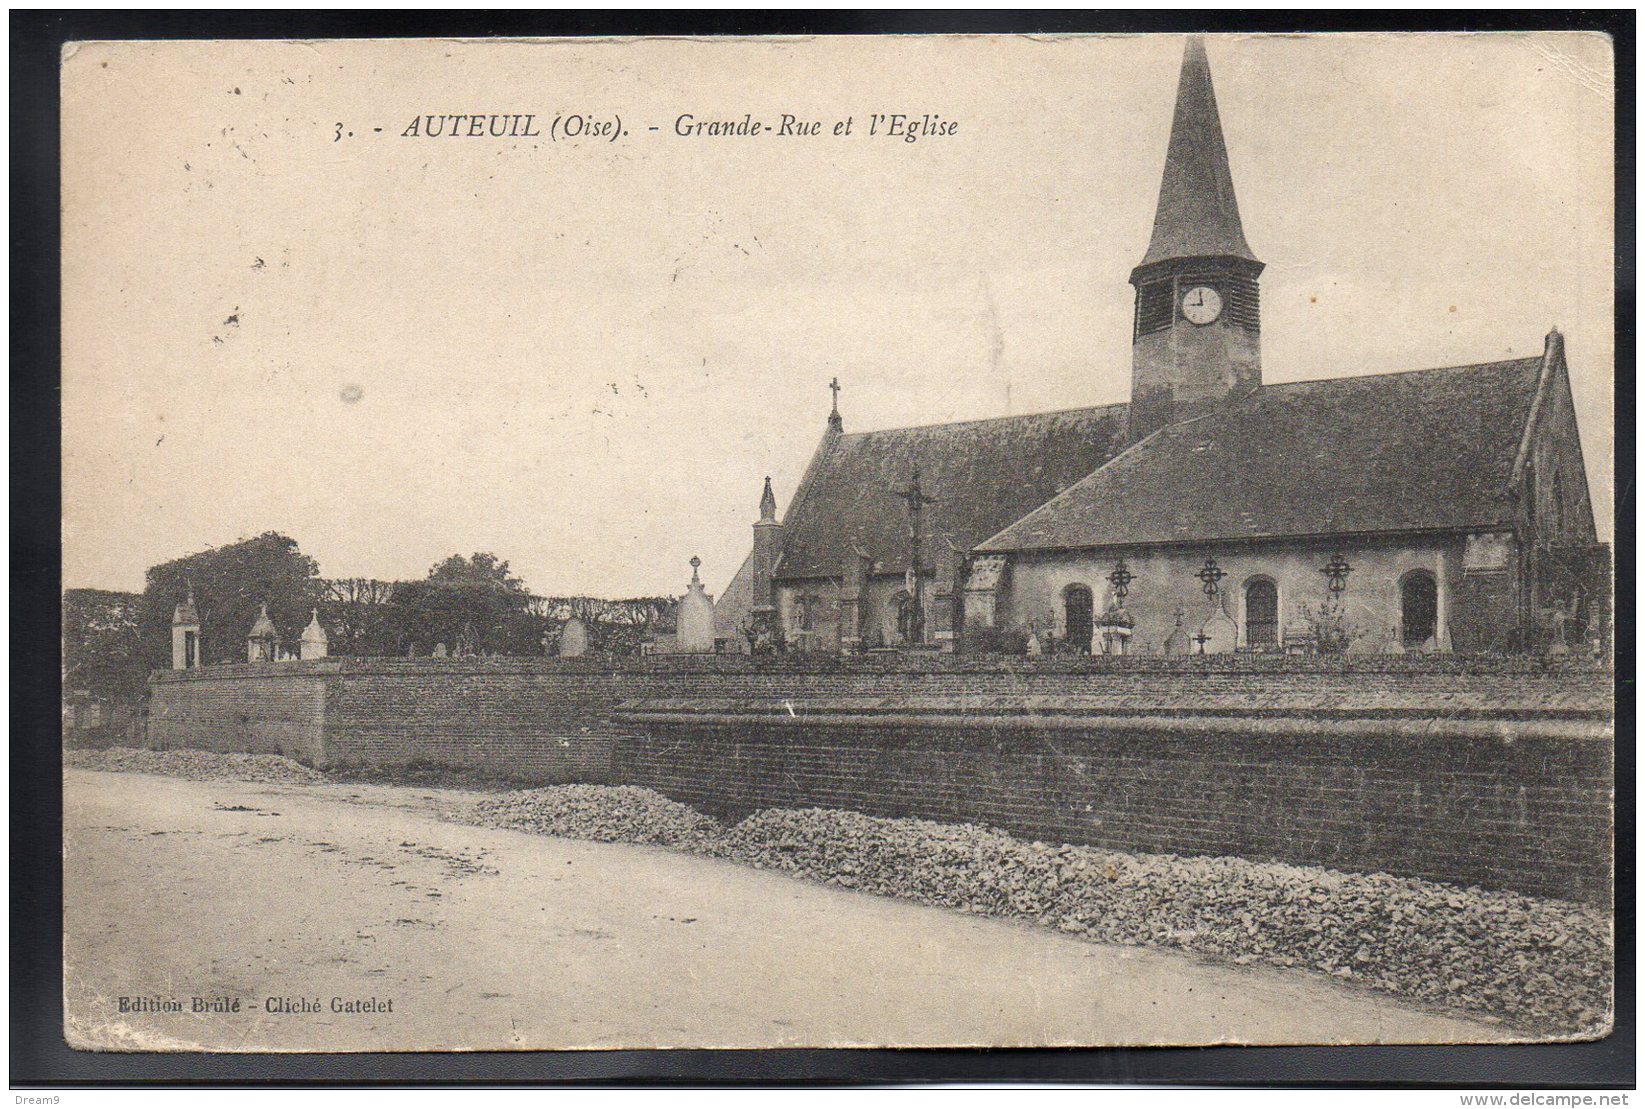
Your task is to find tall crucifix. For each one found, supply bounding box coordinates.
[828,376,843,431]
[891,465,937,645]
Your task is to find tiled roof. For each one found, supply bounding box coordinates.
[775,405,1129,580]
[979,358,1543,553]
[712,551,753,639]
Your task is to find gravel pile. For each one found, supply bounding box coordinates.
[65,746,327,785]
[468,785,722,849]
[451,784,1614,1035]
[712,807,1611,1036]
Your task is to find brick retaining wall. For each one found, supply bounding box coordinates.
[323,664,635,781]
[146,655,1613,899]
[611,709,1613,903]
[148,665,328,764]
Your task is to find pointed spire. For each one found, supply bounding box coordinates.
[172,580,199,626]
[249,603,276,637]
[758,476,777,522]
[1136,36,1258,272]
[300,607,328,659]
[689,554,703,585]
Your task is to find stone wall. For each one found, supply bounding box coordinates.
[146,655,1612,900]
[322,661,637,780]
[613,708,1612,903]
[148,663,329,764]
[1003,534,1522,655]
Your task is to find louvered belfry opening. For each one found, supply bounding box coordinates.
[1133,270,1261,340]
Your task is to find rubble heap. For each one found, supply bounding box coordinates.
[712,807,1611,1035]
[467,786,1611,1035]
[468,784,722,848]
[65,746,327,785]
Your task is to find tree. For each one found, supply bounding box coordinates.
[140,532,323,668]
[1295,596,1364,655]
[591,596,677,655]
[62,588,146,702]
[389,553,540,656]
[530,594,680,656]
[320,578,404,656]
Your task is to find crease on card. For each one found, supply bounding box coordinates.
[1526,35,1613,99]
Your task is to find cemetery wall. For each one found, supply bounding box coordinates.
[147,655,1613,899]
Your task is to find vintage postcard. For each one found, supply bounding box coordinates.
[59,32,1616,1052]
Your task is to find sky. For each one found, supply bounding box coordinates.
[61,33,1616,600]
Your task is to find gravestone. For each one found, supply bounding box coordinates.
[677,556,716,653]
[559,616,589,658]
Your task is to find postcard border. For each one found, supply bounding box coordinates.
[12,6,1634,1089]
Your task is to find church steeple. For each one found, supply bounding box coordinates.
[1128,35,1264,445]
[1135,36,1258,273]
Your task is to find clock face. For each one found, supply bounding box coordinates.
[1181,285,1223,325]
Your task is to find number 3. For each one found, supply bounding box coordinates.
[334,122,343,143]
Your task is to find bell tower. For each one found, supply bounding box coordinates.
[1129,36,1263,444]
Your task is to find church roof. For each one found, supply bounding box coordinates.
[775,404,1129,580]
[978,357,1544,554]
[713,550,754,639]
[1135,36,1259,273]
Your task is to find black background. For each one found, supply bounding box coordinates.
[11,9,1635,1089]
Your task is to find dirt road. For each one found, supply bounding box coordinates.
[63,769,1506,1050]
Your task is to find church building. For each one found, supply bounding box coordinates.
[714,37,1603,657]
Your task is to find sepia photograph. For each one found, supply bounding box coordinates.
[49,27,1616,1060]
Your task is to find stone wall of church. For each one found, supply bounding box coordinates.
[777,533,1525,656]
[1525,341,1598,547]
[999,533,1519,655]
[777,581,842,652]
[1518,344,1605,646]
[780,573,967,652]
[1449,554,1524,655]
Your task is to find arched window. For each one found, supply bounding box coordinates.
[1401,570,1438,648]
[1244,578,1278,648]
[1063,584,1094,655]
